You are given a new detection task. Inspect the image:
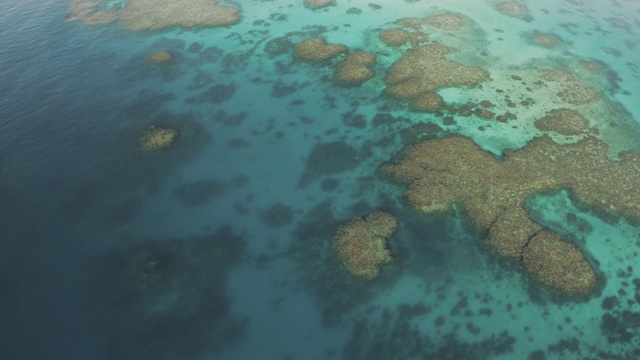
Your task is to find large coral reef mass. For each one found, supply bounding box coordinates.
[68,0,240,30]
[382,134,640,295]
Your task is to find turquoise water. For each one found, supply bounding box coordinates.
[2,0,640,359]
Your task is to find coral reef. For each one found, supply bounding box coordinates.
[541,70,600,105]
[422,12,466,30]
[532,33,559,47]
[68,0,240,30]
[534,108,591,135]
[379,29,411,47]
[382,134,640,295]
[409,92,444,113]
[334,51,376,86]
[399,12,465,31]
[139,126,177,151]
[149,51,172,64]
[293,38,349,63]
[579,61,604,73]
[521,230,596,296]
[496,1,530,20]
[332,211,397,280]
[120,0,240,30]
[304,0,335,9]
[384,44,488,101]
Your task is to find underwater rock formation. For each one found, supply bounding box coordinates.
[382,134,640,295]
[332,211,397,280]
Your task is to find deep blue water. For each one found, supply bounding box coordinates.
[3,0,640,359]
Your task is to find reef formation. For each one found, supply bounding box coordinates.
[139,126,177,151]
[332,211,397,280]
[381,134,640,295]
[304,0,335,9]
[68,0,240,30]
[334,51,377,86]
[293,37,349,63]
[384,44,489,108]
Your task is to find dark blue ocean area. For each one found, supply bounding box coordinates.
[3,0,640,359]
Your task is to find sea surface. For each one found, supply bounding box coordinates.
[2,0,640,359]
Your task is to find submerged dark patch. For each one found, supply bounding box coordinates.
[174,179,227,207]
[259,203,295,227]
[83,226,248,360]
[186,82,237,104]
[297,141,360,188]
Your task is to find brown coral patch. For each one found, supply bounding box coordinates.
[474,108,495,120]
[332,211,397,280]
[398,12,465,31]
[379,29,409,46]
[423,12,466,30]
[68,0,240,30]
[304,0,335,9]
[522,230,596,296]
[497,1,530,19]
[534,108,591,135]
[334,51,376,86]
[409,92,444,113]
[384,44,489,100]
[139,126,178,151]
[532,33,559,47]
[293,37,349,63]
[379,29,427,47]
[541,69,600,105]
[382,134,640,295]
[488,208,542,259]
[149,51,172,64]
[119,0,240,30]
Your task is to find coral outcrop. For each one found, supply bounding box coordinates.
[332,211,397,280]
[293,38,349,63]
[149,51,172,64]
[139,126,178,151]
[334,51,376,86]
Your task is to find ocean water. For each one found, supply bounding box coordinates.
[2,0,640,359]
